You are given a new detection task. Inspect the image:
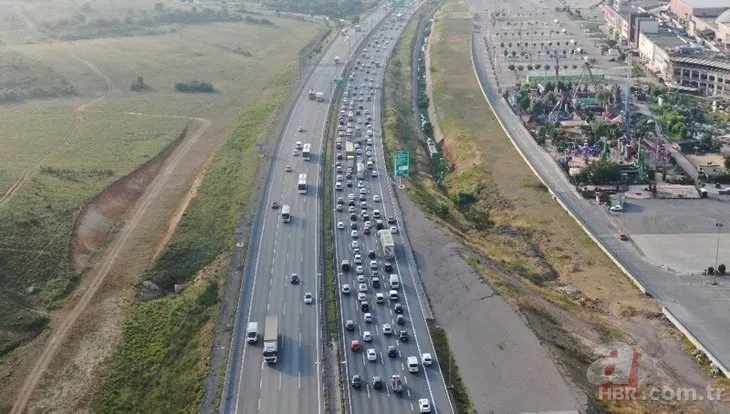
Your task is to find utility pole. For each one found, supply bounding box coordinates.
[714,223,724,285]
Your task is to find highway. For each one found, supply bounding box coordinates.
[332,6,454,414]
[470,0,730,378]
[222,8,389,414]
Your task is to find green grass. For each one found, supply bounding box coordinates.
[428,321,475,414]
[96,67,297,412]
[0,51,75,103]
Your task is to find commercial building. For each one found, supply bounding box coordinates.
[669,0,728,20]
[603,1,660,46]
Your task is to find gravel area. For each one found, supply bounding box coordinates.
[394,187,584,413]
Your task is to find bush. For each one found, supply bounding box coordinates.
[719,264,726,275]
[174,80,215,93]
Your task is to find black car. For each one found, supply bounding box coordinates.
[372,376,384,390]
[360,301,369,312]
[350,222,358,229]
[387,346,398,358]
[346,181,353,187]
[351,375,362,388]
[396,315,405,325]
[346,320,355,331]
[271,201,280,209]
[384,262,393,272]
[394,303,403,314]
[371,277,380,288]
[290,274,300,284]
[368,250,376,259]
[337,197,344,205]
[350,213,357,221]
[399,330,408,342]
[348,200,355,207]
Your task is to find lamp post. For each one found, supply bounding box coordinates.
[713,223,724,285]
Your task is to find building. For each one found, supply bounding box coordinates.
[638,30,730,96]
[603,1,661,46]
[670,0,728,20]
[717,9,730,43]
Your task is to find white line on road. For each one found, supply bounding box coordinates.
[299,371,302,389]
[279,373,282,391]
[283,302,287,316]
[299,332,302,349]
[267,302,270,311]
[410,402,414,411]
[366,384,371,399]
[407,389,412,398]
[362,354,366,366]
[258,398,261,410]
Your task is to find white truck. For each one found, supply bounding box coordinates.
[246,322,259,344]
[315,91,325,102]
[263,315,279,363]
[345,141,355,158]
[377,229,395,259]
[356,160,365,180]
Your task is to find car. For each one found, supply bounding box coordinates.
[366,150,372,157]
[357,181,365,188]
[620,233,628,241]
[387,216,396,224]
[290,274,300,284]
[337,221,345,230]
[387,345,398,358]
[351,375,362,388]
[418,398,431,413]
[371,376,384,390]
[363,331,373,341]
[384,262,393,272]
[350,221,358,230]
[351,339,361,351]
[304,292,313,304]
[359,188,367,194]
[285,165,292,172]
[422,353,433,366]
[368,250,376,259]
[295,141,303,149]
[297,126,305,132]
[371,277,380,288]
[348,193,355,200]
[346,180,353,187]
[358,282,368,292]
[394,303,403,314]
[348,206,356,213]
[364,312,372,322]
[357,274,366,283]
[399,330,409,342]
[352,240,360,249]
[360,301,369,312]
[271,201,280,209]
[396,314,405,325]
[382,323,393,335]
[354,254,362,264]
[375,292,385,303]
[293,149,299,156]
[366,348,377,362]
[373,194,381,202]
[357,292,366,301]
[356,265,364,274]
[337,197,344,205]
[351,230,359,238]
[336,204,343,211]
[369,260,378,270]
[341,283,351,294]
[345,320,355,330]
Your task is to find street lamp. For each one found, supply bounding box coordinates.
[713,223,724,285]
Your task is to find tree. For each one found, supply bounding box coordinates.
[544,64,550,70]
[517,65,524,71]
[527,64,533,70]
[130,76,147,91]
[573,161,623,185]
[719,264,727,275]
[596,88,612,109]
[507,64,516,71]
[504,49,509,57]
[352,15,360,24]
[512,50,517,57]
[534,63,542,70]
[725,156,730,170]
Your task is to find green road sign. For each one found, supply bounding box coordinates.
[335,78,344,87]
[394,151,409,177]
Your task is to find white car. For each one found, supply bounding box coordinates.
[369,260,378,270]
[373,194,381,202]
[304,292,313,304]
[351,230,359,238]
[375,292,385,303]
[357,274,366,283]
[382,323,393,335]
[364,312,372,322]
[336,204,343,211]
[359,188,367,194]
[295,141,303,149]
[342,284,351,294]
[351,240,359,249]
[363,331,373,342]
[390,226,398,234]
[337,221,345,230]
[358,283,368,292]
[358,292,367,301]
[356,265,364,275]
[421,353,433,366]
[354,254,362,264]
[418,399,431,413]
[366,348,377,362]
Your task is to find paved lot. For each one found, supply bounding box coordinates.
[608,199,730,274]
[396,191,585,413]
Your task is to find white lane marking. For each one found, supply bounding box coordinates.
[258,398,261,410]
[267,302,270,311]
[283,302,287,317]
[299,371,302,390]
[279,373,282,391]
[299,332,302,349]
[407,389,412,398]
[366,383,371,400]
[362,353,366,366]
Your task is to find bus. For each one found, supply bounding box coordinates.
[377,229,395,259]
[302,143,311,161]
[281,205,291,223]
[297,174,308,194]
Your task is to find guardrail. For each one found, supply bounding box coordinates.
[468,29,730,378]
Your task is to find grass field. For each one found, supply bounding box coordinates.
[0,0,322,389]
[97,68,296,411]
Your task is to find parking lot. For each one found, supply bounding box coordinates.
[609,199,730,274]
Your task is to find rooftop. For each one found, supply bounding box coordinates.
[680,0,730,9]
[643,30,692,48]
[670,55,730,71]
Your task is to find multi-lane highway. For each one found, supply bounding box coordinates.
[332,7,454,414]
[222,8,389,414]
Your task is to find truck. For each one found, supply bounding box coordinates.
[263,315,279,363]
[334,56,340,65]
[315,91,325,102]
[308,89,316,100]
[390,375,403,393]
[345,141,355,158]
[377,229,395,259]
[356,160,365,180]
[246,322,259,344]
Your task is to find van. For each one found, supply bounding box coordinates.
[389,289,398,301]
[407,356,419,373]
[389,274,400,289]
[246,322,259,344]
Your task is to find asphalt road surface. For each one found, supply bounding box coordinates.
[471,0,730,378]
[222,8,389,414]
[332,7,454,414]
